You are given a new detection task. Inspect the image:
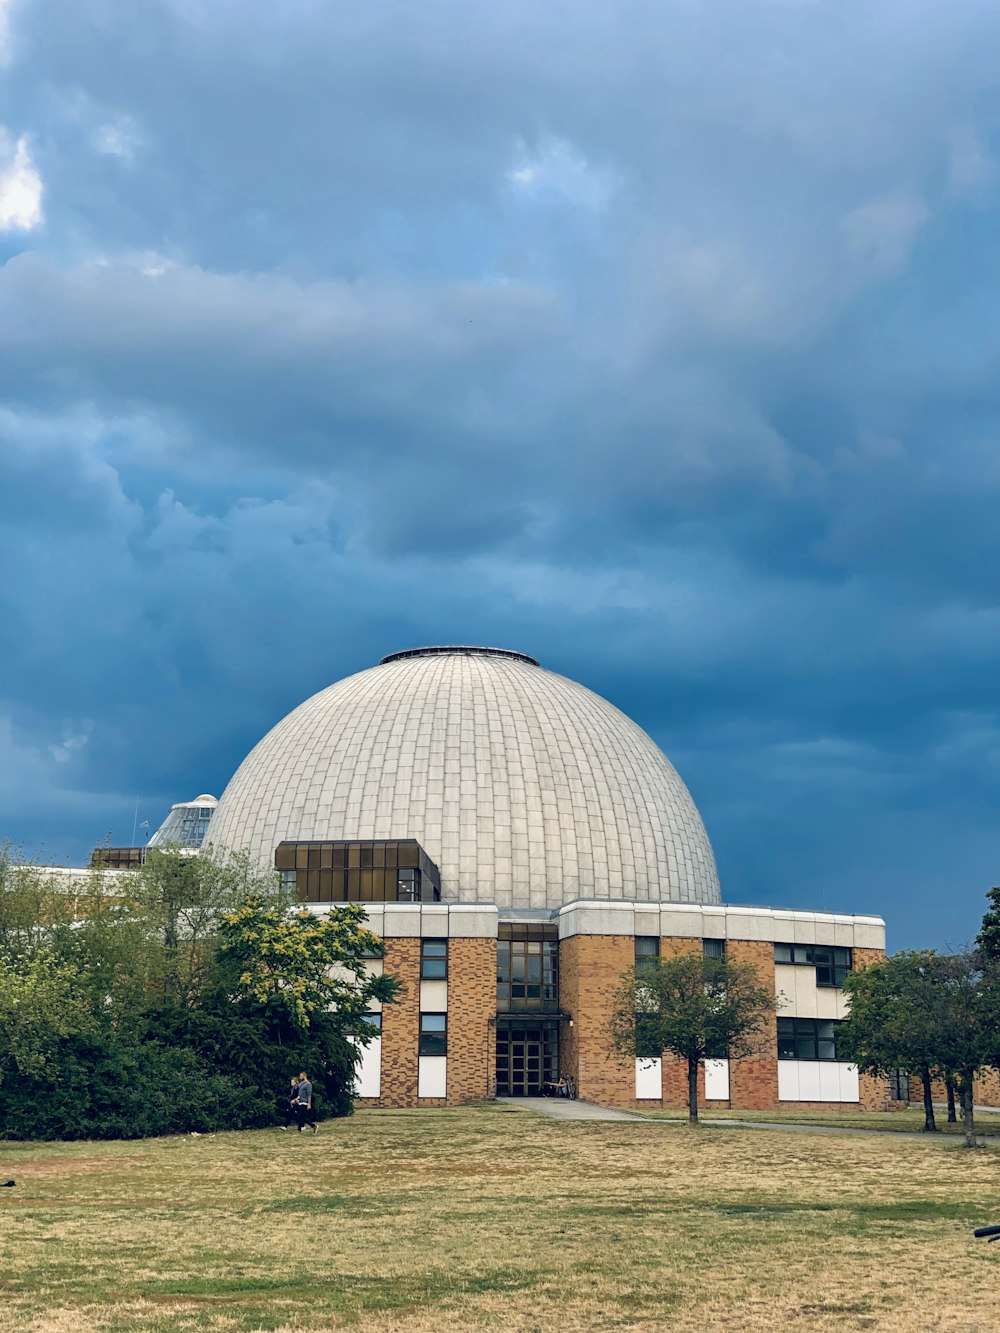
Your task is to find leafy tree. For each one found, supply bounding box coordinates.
[121,846,281,1002]
[0,949,94,1081]
[839,950,950,1132]
[609,953,776,1125]
[975,887,1000,961]
[217,896,400,1031]
[932,949,992,1147]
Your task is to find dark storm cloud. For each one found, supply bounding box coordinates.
[2,0,1000,945]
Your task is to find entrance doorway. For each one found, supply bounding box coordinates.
[495,1019,559,1096]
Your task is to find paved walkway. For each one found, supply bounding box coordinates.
[500,1097,996,1143]
[498,1096,646,1121]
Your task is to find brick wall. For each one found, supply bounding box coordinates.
[375,937,421,1107]
[558,934,635,1107]
[446,937,497,1103]
[727,939,780,1111]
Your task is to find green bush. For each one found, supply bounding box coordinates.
[0,1004,359,1140]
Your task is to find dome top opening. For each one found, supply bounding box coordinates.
[379,645,540,667]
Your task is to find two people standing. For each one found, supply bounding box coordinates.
[278,1071,319,1132]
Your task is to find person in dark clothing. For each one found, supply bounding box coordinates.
[279,1076,299,1129]
[295,1071,318,1133]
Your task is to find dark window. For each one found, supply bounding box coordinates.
[419,1012,447,1057]
[635,936,659,962]
[396,868,422,902]
[497,929,558,1011]
[774,943,852,988]
[421,938,448,980]
[362,1012,382,1032]
[703,938,726,959]
[889,1069,909,1101]
[777,1017,844,1061]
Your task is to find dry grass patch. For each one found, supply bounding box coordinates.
[2,1104,999,1331]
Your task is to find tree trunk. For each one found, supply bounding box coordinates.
[687,1056,699,1126]
[946,1076,957,1123]
[959,1071,977,1148]
[921,1065,937,1132]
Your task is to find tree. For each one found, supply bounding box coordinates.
[122,847,281,1002]
[975,887,1000,961]
[933,949,992,1148]
[217,896,400,1033]
[839,950,950,1132]
[609,953,776,1125]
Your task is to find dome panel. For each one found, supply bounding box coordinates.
[209,649,720,908]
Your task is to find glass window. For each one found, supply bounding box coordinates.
[396,868,422,902]
[635,937,659,961]
[361,1012,382,1032]
[773,943,852,987]
[421,938,448,980]
[777,1017,844,1061]
[703,938,725,959]
[419,1012,447,1056]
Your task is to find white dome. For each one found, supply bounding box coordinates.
[209,646,720,910]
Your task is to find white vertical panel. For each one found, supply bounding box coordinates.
[797,1061,822,1100]
[353,1037,381,1098]
[839,1063,860,1101]
[704,1059,730,1100]
[635,1058,662,1099]
[818,1062,840,1102]
[777,1062,799,1100]
[418,1055,447,1098]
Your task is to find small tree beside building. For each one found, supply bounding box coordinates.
[609,953,776,1125]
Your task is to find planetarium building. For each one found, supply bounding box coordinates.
[193,646,892,1112]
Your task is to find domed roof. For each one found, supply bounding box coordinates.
[209,647,720,909]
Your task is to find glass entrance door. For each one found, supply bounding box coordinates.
[496,1021,559,1096]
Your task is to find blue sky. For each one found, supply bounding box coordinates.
[2,0,999,949]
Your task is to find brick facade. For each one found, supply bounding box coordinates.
[727,939,780,1111]
[375,936,421,1107]
[558,934,635,1106]
[446,937,497,1103]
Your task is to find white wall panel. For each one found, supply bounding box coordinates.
[418,1055,447,1098]
[352,1037,381,1098]
[420,979,448,1011]
[705,1059,730,1100]
[778,1061,861,1103]
[635,1058,662,1099]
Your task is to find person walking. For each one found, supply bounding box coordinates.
[279,1076,299,1130]
[295,1071,318,1133]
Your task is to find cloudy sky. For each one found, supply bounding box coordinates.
[2,0,1000,948]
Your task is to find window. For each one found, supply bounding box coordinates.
[421,938,448,980]
[396,868,422,902]
[889,1069,909,1101]
[496,925,558,1011]
[777,1017,844,1061]
[419,1012,447,1056]
[635,936,659,962]
[703,938,726,959]
[774,943,852,988]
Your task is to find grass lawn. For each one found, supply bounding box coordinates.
[2,1102,999,1333]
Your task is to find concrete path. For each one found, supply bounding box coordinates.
[498,1096,646,1122]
